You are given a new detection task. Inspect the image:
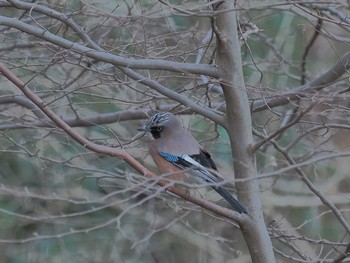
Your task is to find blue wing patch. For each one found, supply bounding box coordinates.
[158,151,247,214]
[159,151,198,169]
[159,151,180,163]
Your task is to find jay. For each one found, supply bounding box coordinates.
[139,112,247,214]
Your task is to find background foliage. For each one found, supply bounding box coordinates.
[0,0,350,262]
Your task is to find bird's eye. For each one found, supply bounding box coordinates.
[150,126,163,139]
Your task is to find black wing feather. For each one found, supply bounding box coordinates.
[159,151,247,214]
[190,150,217,170]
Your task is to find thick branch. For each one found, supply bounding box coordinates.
[0,63,245,223]
[0,15,222,78]
[213,1,275,263]
[214,1,276,262]
[0,13,223,124]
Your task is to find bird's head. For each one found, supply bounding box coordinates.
[138,112,180,139]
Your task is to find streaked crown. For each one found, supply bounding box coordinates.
[147,112,172,129]
[140,112,175,139]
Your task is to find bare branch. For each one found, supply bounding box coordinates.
[252,52,350,112]
[0,15,222,78]
[0,62,245,223]
[270,139,350,235]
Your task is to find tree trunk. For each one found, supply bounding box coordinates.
[214,1,276,262]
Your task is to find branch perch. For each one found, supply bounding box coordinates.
[0,63,245,223]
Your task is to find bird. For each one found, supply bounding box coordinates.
[138,111,247,214]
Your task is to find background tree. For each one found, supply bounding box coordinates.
[0,0,349,262]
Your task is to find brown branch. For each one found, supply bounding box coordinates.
[0,62,245,223]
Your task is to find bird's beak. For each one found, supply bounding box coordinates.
[137,124,148,132]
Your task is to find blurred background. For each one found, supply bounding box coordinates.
[0,0,349,262]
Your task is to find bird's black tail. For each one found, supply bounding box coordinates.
[214,187,247,214]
